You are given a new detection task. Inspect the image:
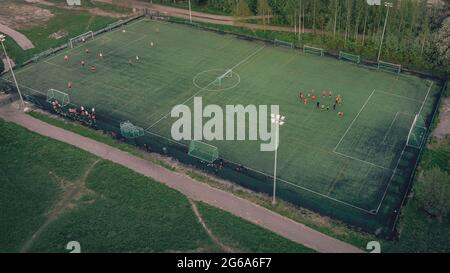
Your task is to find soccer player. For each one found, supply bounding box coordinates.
[316,101,320,109]
[99,52,103,59]
[136,55,139,61]
[303,98,308,105]
[90,65,96,72]
[81,60,85,67]
[64,55,69,62]
[67,81,72,89]
[333,103,336,111]
[122,29,126,33]
[307,91,311,98]
[150,42,154,47]
[311,94,316,100]
[299,92,303,101]
[322,90,326,98]
[338,111,344,117]
[329,90,333,98]
[85,48,89,54]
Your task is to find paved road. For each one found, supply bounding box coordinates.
[0,105,364,253]
[0,24,34,50]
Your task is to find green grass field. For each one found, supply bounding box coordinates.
[0,119,312,252]
[5,18,443,234]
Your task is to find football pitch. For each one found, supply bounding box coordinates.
[7,18,443,233]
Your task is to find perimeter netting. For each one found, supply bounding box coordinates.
[188,140,219,163]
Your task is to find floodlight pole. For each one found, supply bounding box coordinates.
[0,34,25,110]
[188,0,192,23]
[377,2,393,62]
[271,114,285,205]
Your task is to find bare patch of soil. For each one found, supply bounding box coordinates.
[433,98,450,139]
[0,2,54,29]
[19,159,101,253]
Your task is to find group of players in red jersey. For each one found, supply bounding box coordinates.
[299,89,344,117]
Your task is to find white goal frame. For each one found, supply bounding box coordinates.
[303,45,324,56]
[274,39,294,49]
[69,31,94,48]
[339,51,361,64]
[214,69,233,86]
[406,114,427,149]
[378,60,401,74]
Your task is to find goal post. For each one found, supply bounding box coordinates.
[69,31,94,48]
[188,140,219,163]
[378,60,401,74]
[303,45,324,56]
[46,89,70,106]
[214,69,233,87]
[406,114,427,149]
[274,39,294,49]
[339,51,360,64]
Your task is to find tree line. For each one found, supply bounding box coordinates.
[150,0,450,75]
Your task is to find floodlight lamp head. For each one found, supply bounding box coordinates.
[384,2,393,7]
[0,34,5,43]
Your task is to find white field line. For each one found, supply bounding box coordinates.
[333,89,375,152]
[374,80,434,214]
[417,80,434,117]
[374,89,423,103]
[11,18,147,76]
[333,151,391,171]
[142,129,375,214]
[383,111,400,143]
[144,45,266,131]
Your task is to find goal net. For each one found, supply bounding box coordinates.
[339,51,360,64]
[46,89,70,106]
[213,69,233,87]
[120,121,144,139]
[188,140,219,163]
[274,39,294,49]
[378,60,401,74]
[69,31,94,48]
[303,45,324,56]
[406,114,427,149]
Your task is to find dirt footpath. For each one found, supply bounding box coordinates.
[0,104,363,253]
[433,97,450,139]
[0,24,34,50]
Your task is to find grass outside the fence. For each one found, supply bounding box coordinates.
[7,18,442,233]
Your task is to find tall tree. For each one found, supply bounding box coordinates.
[233,0,252,17]
[415,168,450,222]
[257,0,272,31]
